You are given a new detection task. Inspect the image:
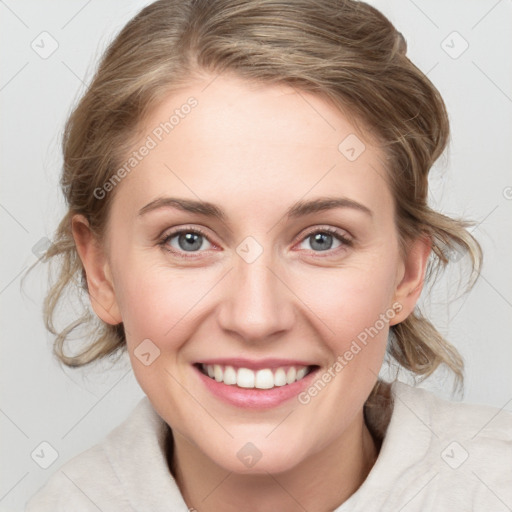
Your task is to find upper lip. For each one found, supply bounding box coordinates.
[196,358,317,370]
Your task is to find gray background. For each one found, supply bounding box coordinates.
[1,0,511,509]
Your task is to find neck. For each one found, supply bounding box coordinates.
[168,413,379,512]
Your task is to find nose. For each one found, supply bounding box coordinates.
[217,252,296,343]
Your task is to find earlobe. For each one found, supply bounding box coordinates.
[71,214,122,325]
[389,236,432,326]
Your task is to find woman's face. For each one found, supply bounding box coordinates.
[86,74,418,474]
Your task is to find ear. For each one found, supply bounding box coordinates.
[71,214,122,325]
[389,235,432,326]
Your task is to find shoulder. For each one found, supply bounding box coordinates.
[25,397,178,511]
[392,380,512,449]
[390,381,512,509]
[25,442,129,511]
[343,381,512,511]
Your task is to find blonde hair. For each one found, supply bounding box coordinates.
[33,0,482,387]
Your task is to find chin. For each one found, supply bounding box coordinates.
[200,435,311,476]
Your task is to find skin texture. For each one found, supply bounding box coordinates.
[72,73,431,511]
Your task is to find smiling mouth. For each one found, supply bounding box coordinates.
[195,363,318,390]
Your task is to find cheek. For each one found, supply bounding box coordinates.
[113,255,221,351]
[113,259,220,403]
[294,253,398,355]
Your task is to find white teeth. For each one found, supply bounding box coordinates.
[237,368,255,388]
[286,367,296,385]
[274,368,287,387]
[214,364,223,382]
[255,369,274,389]
[296,367,308,380]
[200,363,312,389]
[223,365,237,385]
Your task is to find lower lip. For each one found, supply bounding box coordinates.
[193,365,319,409]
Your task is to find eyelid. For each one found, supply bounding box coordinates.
[297,225,352,242]
[158,225,217,258]
[159,222,217,239]
[158,224,353,258]
[293,225,352,246]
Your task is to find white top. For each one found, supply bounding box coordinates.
[26,381,512,511]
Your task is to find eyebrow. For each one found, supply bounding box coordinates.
[137,196,373,220]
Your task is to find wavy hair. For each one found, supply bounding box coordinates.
[29,0,482,389]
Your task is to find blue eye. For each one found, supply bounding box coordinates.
[158,226,352,259]
[160,229,213,254]
[297,228,352,253]
[304,232,337,251]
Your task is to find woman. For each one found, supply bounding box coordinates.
[26,0,511,510]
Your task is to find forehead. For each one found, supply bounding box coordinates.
[111,74,392,221]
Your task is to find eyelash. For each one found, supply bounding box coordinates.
[298,226,353,256]
[158,226,212,259]
[157,225,353,259]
